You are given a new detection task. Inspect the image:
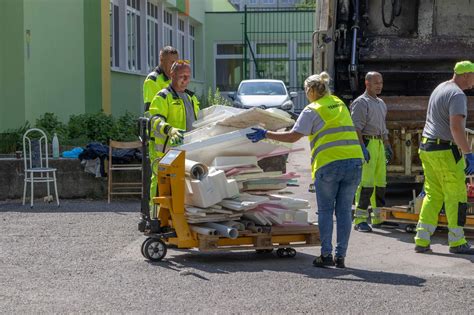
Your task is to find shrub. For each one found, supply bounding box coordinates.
[0,122,31,154]
[35,112,68,143]
[206,87,233,107]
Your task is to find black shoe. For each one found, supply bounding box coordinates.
[414,245,432,253]
[372,222,399,228]
[334,256,345,268]
[313,254,335,268]
[449,243,474,255]
[354,222,373,232]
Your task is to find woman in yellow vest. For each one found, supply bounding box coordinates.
[247,72,363,268]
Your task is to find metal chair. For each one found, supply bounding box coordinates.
[22,128,60,208]
[108,140,143,203]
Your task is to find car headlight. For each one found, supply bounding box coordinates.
[281,101,293,110]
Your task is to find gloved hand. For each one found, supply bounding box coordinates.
[385,144,393,164]
[168,127,184,146]
[246,127,267,143]
[361,144,370,163]
[465,153,474,175]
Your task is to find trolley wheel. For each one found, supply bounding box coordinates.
[276,248,290,258]
[141,237,152,257]
[143,238,167,261]
[405,224,416,233]
[287,248,297,257]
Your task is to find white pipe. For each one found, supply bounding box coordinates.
[203,222,238,239]
[189,225,217,236]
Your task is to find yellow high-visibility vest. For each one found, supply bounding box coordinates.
[307,94,363,179]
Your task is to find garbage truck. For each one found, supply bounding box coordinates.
[313,0,474,184]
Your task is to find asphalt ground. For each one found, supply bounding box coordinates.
[1,139,473,313]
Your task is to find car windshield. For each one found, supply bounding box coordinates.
[238,82,286,96]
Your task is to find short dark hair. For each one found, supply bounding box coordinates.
[160,46,178,57]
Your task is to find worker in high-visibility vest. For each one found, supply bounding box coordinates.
[246,72,363,268]
[148,60,200,220]
[143,46,178,112]
[415,61,474,255]
[351,72,393,232]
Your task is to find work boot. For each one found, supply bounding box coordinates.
[372,221,399,229]
[334,256,345,268]
[449,243,474,255]
[313,254,335,268]
[414,245,432,253]
[354,222,372,232]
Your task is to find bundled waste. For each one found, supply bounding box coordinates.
[178,105,312,239]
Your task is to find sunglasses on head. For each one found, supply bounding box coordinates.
[174,59,190,65]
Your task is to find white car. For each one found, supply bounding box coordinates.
[229,79,298,113]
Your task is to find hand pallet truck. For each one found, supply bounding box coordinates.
[138,148,320,262]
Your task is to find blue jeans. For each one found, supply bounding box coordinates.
[315,158,362,257]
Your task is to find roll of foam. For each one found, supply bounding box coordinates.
[185,159,209,180]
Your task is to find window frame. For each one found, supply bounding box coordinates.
[125,1,141,72]
[214,42,245,92]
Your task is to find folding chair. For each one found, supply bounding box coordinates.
[108,140,143,203]
[22,128,60,208]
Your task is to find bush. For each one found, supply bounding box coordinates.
[35,112,68,143]
[0,122,31,154]
[206,87,233,107]
[1,111,140,154]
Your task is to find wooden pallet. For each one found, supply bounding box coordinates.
[197,224,320,252]
[381,207,474,231]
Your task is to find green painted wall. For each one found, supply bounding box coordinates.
[204,12,244,92]
[0,0,25,131]
[111,71,144,116]
[23,0,86,125]
[84,0,102,114]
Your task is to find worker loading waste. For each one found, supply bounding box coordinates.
[415,61,474,255]
[148,60,200,221]
[247,72,363,268]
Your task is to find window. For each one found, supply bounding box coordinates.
[163,10,173,46]
[215,43,244,91]
[126,0,141,71]
[147,1,159,70]
[177,19,185,57]
[110,1,120,67]
[189,25,195,78]
[262,0,275,4]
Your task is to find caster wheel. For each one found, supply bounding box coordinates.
[287,248,296,257]
[141,237,152,258]
[405,224,416,233]
[143,238,167,261]
[276,248,289,258]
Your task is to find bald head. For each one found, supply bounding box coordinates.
[365,72,383,97]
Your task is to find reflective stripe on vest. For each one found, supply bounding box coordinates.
[306,94,363,178]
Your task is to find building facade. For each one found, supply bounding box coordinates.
[0,0,314,131]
